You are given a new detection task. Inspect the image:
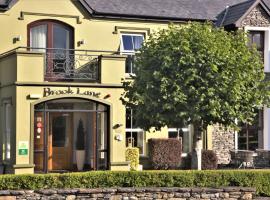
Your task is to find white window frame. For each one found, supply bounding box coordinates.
[125,108,145,155]
[120,33,145,76]
[168,126,192,157]
[245,26,270,150]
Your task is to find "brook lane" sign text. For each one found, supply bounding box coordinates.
[43,87,101,98]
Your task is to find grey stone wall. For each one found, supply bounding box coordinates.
[0,187,256,200]
[241,5,270,27]
[211,124,235,165]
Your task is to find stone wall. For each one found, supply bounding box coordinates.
[241,5,270,27]
[211,124,235,165]
[0,187,256,200]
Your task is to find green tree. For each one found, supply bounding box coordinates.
[121,22,270,168]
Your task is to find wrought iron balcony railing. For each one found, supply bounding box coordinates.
[38,48,115,82]
[1,47,120,82]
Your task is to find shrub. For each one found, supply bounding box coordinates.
[76,119,85,150]
[126,147,139,170]
[202,150,218,170]
[0,171,270,196]
[148,138,182,169]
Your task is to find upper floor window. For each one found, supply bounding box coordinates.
[121,34,144,74]
[28,20,74,50]
[28,20,75,81]
[248,31,265,60]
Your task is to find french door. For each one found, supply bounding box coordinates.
[28,20,74,80]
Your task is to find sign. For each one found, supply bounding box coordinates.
[43,87,101,98]
[18,141,29,156]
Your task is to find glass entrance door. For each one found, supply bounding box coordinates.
[33,98,109,173]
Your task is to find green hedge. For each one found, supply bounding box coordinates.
[0,170,270,196]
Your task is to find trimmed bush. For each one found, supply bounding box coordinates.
[202,150,218,170]
[0,171,270,196]
[148,138,182,169]
[126,147,139,170]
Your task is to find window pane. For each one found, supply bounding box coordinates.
[252,33,263,50]
[30,25,47,51]
[126,131,144,154]
[169,128,190,153]
[52,116,67,147]
[248,31,264,60]
[46,98,96,110]
[122,35,133,51]
[4,103,11,160]
[238,109,262,150]
[126,108,132,128]
[53,24,70,49]
[133,35,144,50]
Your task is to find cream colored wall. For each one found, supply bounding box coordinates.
[15,86,126,168]
[17,51,44,82]
[0,0,168,54]
[0,53,17,86]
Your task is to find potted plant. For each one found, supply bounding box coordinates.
[76,119,85,171]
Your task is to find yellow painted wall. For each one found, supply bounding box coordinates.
[0,0,169,54]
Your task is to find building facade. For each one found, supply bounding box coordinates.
[0,0,269,174]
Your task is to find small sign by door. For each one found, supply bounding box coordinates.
[18,141,29,156]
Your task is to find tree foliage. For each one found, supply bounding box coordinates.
[122,22,270,131]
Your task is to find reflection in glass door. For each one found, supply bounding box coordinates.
[96,112,108,170]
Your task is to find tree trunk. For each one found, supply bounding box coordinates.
[191,121,203,170]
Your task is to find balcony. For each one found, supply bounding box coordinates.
[45,48,100,82]
[0,47,126,85]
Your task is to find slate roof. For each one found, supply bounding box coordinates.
[217,0,257,26]
[1,0,270,27]
[217,0,270,26]
[80,0,270,24]
[0,0,18,11]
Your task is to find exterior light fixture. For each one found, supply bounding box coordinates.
[104,94,111,99]
[77,39,86,46]
[13,35,22,43]
[115,134,123,141]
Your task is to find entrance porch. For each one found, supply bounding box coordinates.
[34,98,109,173]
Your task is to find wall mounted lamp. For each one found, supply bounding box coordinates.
[104,94,111,99]
[13,35,22,43]
[77,39,86,46]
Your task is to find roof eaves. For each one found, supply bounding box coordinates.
[78,0,95,15]
[0,0,18,11]
[259,0,270,16]
[235,0,264,27]
[90,11,216,23]
[79,0,217,22]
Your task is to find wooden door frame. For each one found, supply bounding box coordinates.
[47,112,73,172]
